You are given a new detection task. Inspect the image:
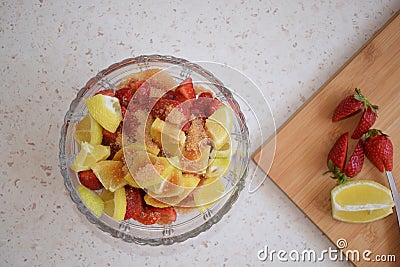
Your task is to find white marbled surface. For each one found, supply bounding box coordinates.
[1,1,399,266]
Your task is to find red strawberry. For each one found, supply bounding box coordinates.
[175,78,196,100]
[136,206,162,225]
[128,80,145,94]
[102,128,118,146]
[162,90,177,100]
[325,133,348,183]
[124,187,144,221]
[115,87,133,108]
[134,81,150,104]
[156,206,177,225]
[343,139,364,177]
[150,98,180,120]
[198,92,213,98]
[78,170,103,190]
[332,88,369,122]
[364,129,393,172]
[351,106,377,139]
[95,89,115,97]
[208,98,224,116]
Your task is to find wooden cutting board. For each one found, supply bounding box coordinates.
[253,11,400,266]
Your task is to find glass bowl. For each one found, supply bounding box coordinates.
[59,55,249,245]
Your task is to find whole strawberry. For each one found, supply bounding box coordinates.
[364,129,393,172]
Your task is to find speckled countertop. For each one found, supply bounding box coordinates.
[1,1,399,266]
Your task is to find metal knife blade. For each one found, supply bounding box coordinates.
[385,171,400,229]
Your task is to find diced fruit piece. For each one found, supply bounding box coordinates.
[175,78,195,100]
[343,139,364,178]
[115,87,133,108]
[123,172,140,188]
[208,98,224,116]
[206,158,230,179]
[100,189,114,202]
[148,163,184,198]
[198,92,213,98]
[150,98,180,121]
[78,170,103,190]
[137,206,162,225]
[124,187,144,221]
[103,199,114,216]
[205,105,232,150]
[331,180,394,223]
[85,94,123,133]
[77,184,104,217]
[144,194,171,208]
[351,106,377,139]
[194,177,225,213]
[74,114,103,146]
[112,187,127,221]
[332,89,365,122]
[91,160,127,192]
[156,207,177,225]
[71,142,110,172]
[364,129,393,172]
[134,81,150,104]
[150,118,186,156]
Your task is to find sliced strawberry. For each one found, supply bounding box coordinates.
[78,170,103,190]
[208,98,224,116]
[175,78,195,100]
[150,98,180,121]
[343,139,364,177]
[198,92,213,98]
[134,81,150,104]
[332,89,366,122]
[364,129,393,172]
[124,187,144,220]
[162,90,177,100]
[128,79,145,94]
[102,128,118,146]
[136,206,162,225]
[351,106,377,139]
[327,132,348,172]
[115,87,133,108]
[95,89,115,97]
[156,206,177,225]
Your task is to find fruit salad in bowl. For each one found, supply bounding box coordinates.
[59,55,249,245]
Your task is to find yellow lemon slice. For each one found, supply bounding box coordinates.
[205,106,232,150]
[205,158,230,179]
[100,189,114,202]
[112,187,127,221]
[71,142,110,172]
[103,199,114,217]
[331,180,395,223]
[85,94,122,133]
[77,184,104,217]
[74,114,103,146]
[91,160,127,192]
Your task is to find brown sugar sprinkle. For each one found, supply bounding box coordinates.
[184,118,208,159]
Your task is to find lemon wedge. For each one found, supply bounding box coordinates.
[74,114,103,145]
[331,180,394,223]
[205,106,232,150]
[112,187,127,221]
[91,160,127,192]
[71,142,110,172]
[77,184,104,217]
[85,94,122,133]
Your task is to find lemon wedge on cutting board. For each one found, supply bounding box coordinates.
[331,180,394,223]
